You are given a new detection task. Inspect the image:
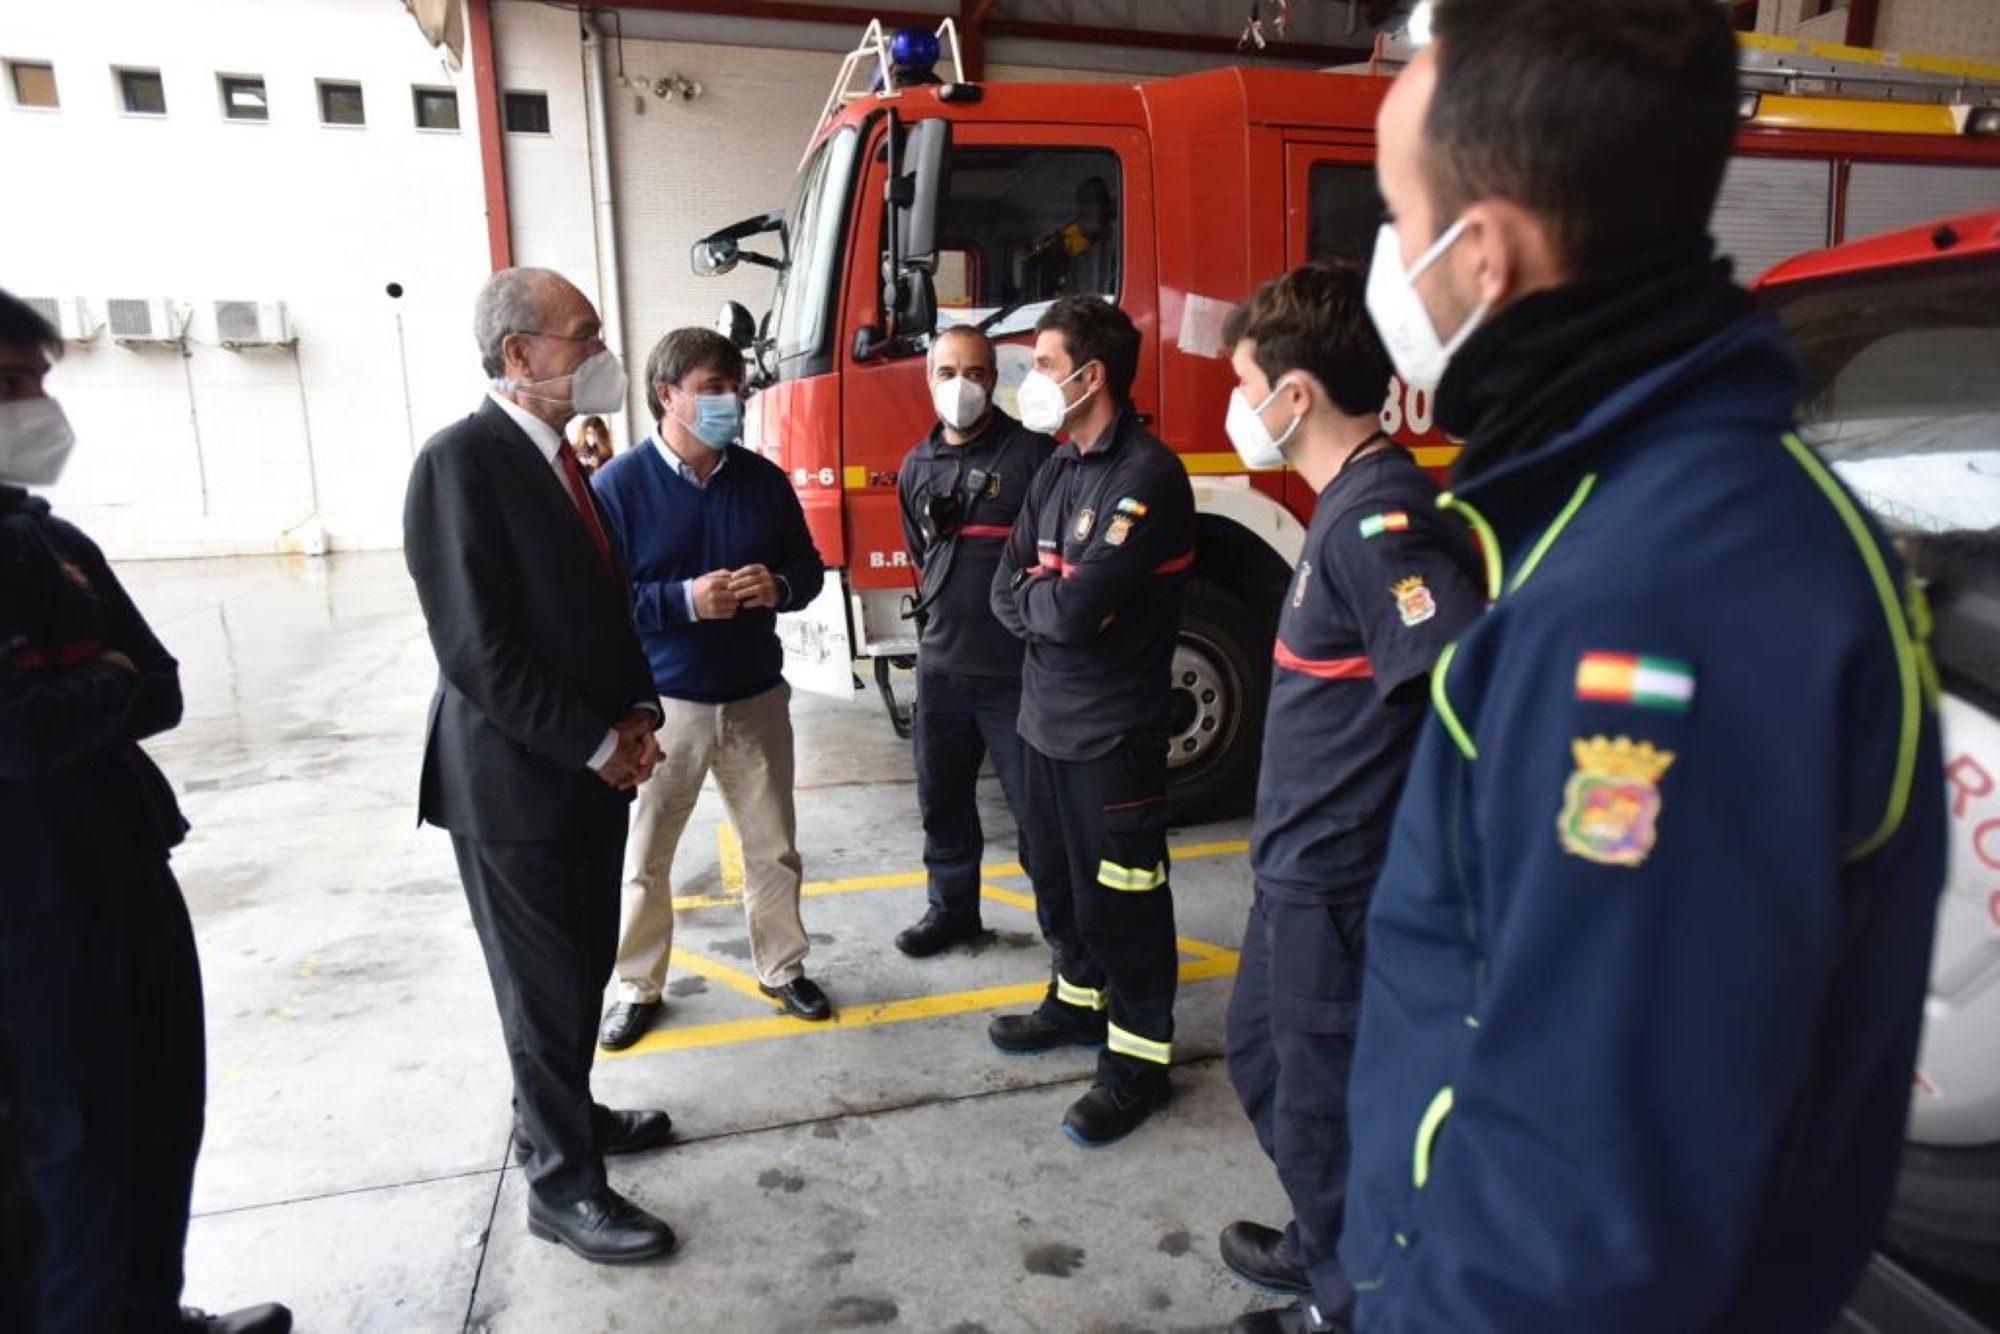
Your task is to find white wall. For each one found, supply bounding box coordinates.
[0,0,496,558]
[1759,0,2000,57]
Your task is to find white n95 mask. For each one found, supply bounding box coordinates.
[1364,219,1490,395]
[0,396,78,488]
[932,377,989,432]
[1224,379,1301,471]
[1016,365,1095,435]
[496,348,628,416]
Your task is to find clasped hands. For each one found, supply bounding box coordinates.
[691,565,780,620]
[598,707,662,791]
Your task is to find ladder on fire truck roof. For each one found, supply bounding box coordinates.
[809,17,969,159]
[1734,31,2000,106]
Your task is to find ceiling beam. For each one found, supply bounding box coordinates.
[604,1,942,30]
[985,18,1370,67]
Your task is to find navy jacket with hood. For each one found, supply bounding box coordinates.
[1340,316,1946,1333]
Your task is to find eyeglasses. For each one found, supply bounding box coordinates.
[521,329,603,344]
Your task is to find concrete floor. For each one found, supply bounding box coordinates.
[119,552,1291,1333]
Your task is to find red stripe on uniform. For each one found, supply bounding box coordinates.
[1272,638,1373,679]
[958,524,1013,538]
[1153,551,1194,575]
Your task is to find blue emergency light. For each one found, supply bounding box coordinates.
[889,28,941,74]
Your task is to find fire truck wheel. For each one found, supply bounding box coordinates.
[1164,580,1272,823]
[1886,1141,2000,1292]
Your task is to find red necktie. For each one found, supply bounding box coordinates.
[557,442,620,582]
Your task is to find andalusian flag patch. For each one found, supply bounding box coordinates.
[1358,511,1410,539]
[1576,652,1696,712]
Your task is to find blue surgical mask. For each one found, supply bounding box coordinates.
[676,392,740,451]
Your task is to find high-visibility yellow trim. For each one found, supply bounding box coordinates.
[1439,492,1502,601]
[842,465,869,489]
[1507,474,1596,594]
[1097,859,1168,892]
[1107,1023,1173,1065]
[1056,975,1108,1011]
[1177,446,1463,477]
[1751,94,1958,138]
[1413,1086,1455,1189]
[1431,641,1477,762]
[1779,432,1924,863]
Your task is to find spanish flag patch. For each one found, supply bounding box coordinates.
[1576,652,1696,712]
[1358,511,1410,539]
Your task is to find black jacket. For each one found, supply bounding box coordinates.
[897,410,1056,678]
[991,406,1196,760]
[0,486,187,925]
[403,398,658,842]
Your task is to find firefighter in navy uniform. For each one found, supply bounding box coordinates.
[1215,265,1485,1334]
[988,296,1196,1146]
[1340,5,1948,1331]
[893,326,1057,957]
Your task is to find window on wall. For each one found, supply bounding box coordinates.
[317,79,365,126]
[219,74,268,121]
[6,60,58,109]
[116,67,166,115]
[413,85,459,130]
[1305,162,1385,264]
[503,90,550,134]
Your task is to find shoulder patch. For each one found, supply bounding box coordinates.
[1558,735,1675,867]
[1072,507,1096,542]
[1116,497,1148,517]
[1104,514,1135,546]
[1576,652,1695,712]
[1359,511,1411,540]
[1391,575,1436,627]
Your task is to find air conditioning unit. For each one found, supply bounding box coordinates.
[21,296,105,345]
[213,299,295,350]
[106,297,190,348]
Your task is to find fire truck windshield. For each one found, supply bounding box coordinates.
[769,125,861,380]
[1771,256,2000,542]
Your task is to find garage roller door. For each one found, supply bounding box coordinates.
[1845,162,2000,243]
[1712,156,1833,281]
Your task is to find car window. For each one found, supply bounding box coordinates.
[932,146,1122,338]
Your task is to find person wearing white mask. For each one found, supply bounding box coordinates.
[987,296,1196,1148]
[892,326,1057,958]
[404,268,680,1265]
[590,327,831,1045]
[1212,263,1483,1334]
[0,289,293,1333]
[1342,3,1946,1331]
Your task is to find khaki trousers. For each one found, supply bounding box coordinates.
[614,683,809,1001]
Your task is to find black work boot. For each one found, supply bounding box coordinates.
[178,1306,293,1334]
[1220,1219,1312,1294]
[1231,1298,1345,1333]
[988,1003,1107,1053]
[895,908,985,958]
[1061,1078,1171,1146]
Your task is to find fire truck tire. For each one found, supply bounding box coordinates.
[1885,1142,2000,1292]
[1165,580,1273,824]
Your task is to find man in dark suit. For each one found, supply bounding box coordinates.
[403,267,677,1265]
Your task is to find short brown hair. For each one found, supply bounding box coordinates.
[644,327,745,420]
[1036,296,1140,404]
[1223,263,1390,418]
[1425,0,1737,274]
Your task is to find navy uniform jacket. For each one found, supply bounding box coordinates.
[991,405,1196,761]
[1253,447,1484,903]
[0,486,187,926]
[1340,319,1946,1332]
[897,410,1057,679]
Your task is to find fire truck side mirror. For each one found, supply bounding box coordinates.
[716,301,757,350]
[898,118,952,273]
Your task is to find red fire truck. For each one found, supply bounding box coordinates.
[695,21,2000,817]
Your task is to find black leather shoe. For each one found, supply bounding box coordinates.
[988,1007,1106,1053]
[1231,1299,1344,1333]
[895,908,985,958]
[1220,1219,1312,1295]
[761,976,833,1021]
[515,1107,675,1164]
[1061,1079,1171,1146]
[598,999,662,1051]
[526,1188,677,1265]
[179,1305,293,1334]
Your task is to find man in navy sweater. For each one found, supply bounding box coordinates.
[591,328,831,1048]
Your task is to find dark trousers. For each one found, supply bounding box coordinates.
[1021,737,1178,1091]
[451,809,624,1206]
[0,862,206,1334]
[1225,886,1369,1320]
[912,668,1033,922]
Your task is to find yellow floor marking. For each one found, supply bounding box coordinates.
[666,945,774,1005]
[670,837,1251,912]
[716,821,745,894]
